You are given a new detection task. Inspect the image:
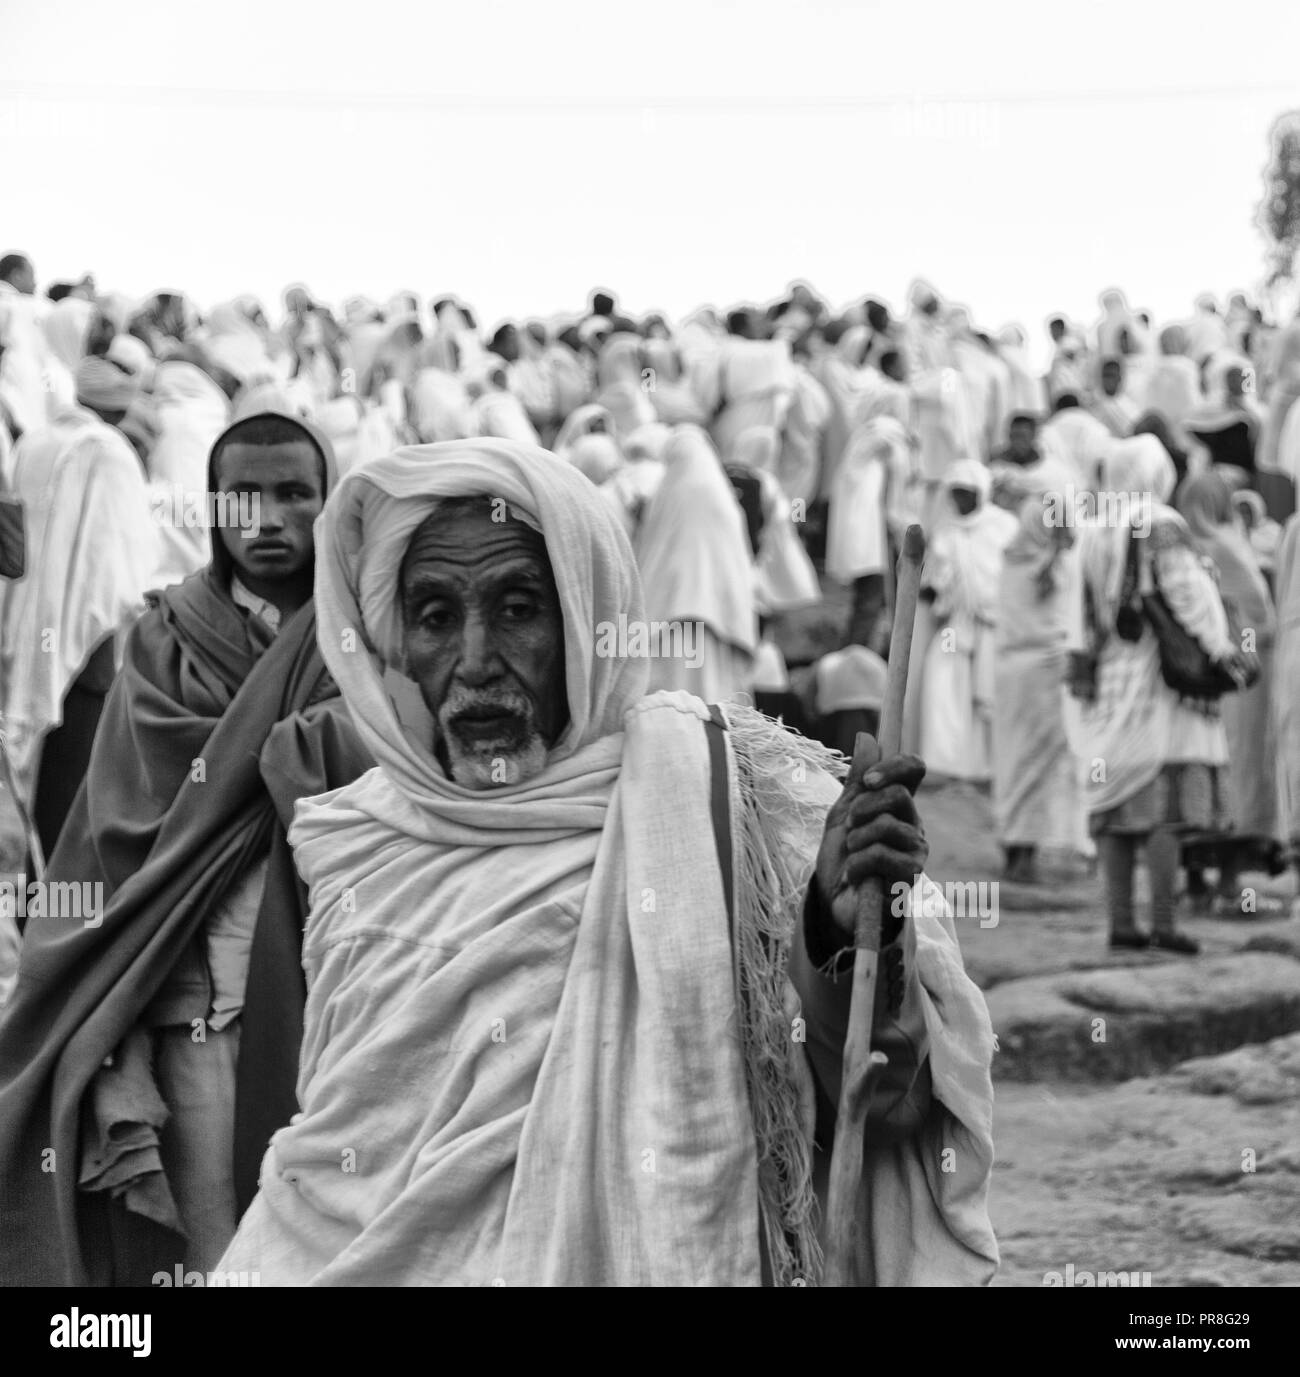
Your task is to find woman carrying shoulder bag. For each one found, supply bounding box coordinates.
[1065,435,1246,955]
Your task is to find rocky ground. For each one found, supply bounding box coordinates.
[920,778,1300,1288]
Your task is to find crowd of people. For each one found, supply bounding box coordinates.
[0,247,1297,1283]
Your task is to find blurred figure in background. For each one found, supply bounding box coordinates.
[918,461,1017,784]
[993,490,1081,882]
[0,252,49,438]
[1065,438,1242,955]
[1090,357,1140,437]
[1177,474,1282,911]
[635,426,756,701]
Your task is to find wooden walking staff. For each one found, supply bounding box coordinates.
[823,522,926,1287]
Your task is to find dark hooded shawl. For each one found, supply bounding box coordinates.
[0,412,372,1285]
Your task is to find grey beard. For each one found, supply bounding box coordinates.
[437,686,549,789]
[443,732,548,789]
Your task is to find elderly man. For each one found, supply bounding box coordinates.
[0,411,371,1285]
[219,438,997,1286]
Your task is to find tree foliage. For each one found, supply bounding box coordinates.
[1259,110,1300,286]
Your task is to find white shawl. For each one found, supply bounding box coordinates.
[634,425,757,656]
[0,408,158,798]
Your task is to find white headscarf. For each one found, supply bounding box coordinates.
[623,421,672,463]
[41,297,96,372]
[0,410,159,796]
[553,403,614,456]
[567,432,623,486]
[1073,434,1179,642]
[1100,433,1176,503]
[314,439,649,841]
[731,424,780,475]
[944,456,993,505]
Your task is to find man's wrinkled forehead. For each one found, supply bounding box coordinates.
[399,497,555,590]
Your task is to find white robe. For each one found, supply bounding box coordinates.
[919,501,1018,781]
[0,408,159,800]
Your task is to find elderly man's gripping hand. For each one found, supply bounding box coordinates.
[813,736,928,952]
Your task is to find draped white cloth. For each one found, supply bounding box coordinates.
[827,417,912,585]
[40,298,96,409]
[712,338,795,462]
[315,396,399,476]
[1259,320,1300,474]
[911,367,977,483]
[1040,406,1113,488]
[0,283,52,434]
[995,326,1045,416]
[473,388,540,444]
[776,367,830,508]
[1062,440,1229,813]
[635,426,757,698]
[1276,516,1300,846]
[754,468,821,615]
[0,407,159,800]
[994,496,1086,850]
[1140,354,1202,438]
[567,433,623,486]
[919,468,1018,781]
[553,403,613,457]
[410,367,475,444]
[146,361,232,587]
[202,302,276,385]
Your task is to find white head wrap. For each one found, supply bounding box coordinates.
[314,439,650,825]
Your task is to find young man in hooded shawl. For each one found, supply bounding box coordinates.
[218,437,998,1287]
[0,412,371,1285]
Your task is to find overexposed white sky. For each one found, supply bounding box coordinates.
[2,0,1298,336]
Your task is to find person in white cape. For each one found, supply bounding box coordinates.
[917,460,1018,783]
[0,390,160,861]
[634,425,758,702]
[219,438,998,1286]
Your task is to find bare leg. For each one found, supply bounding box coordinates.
[1098,833,1139,939]
[1148,825,1199,952]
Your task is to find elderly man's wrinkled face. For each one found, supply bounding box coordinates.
[401,500,568,789]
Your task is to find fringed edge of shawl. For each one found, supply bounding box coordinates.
[721,703,849,1287]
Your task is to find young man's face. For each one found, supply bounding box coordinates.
[214,441,324,585]
[400,503,569,789]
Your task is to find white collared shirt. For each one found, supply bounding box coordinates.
[230,574,281,636]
